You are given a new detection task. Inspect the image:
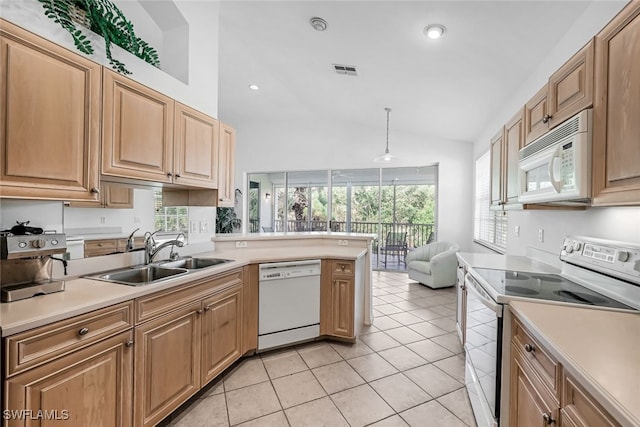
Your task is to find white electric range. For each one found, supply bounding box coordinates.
[461,236,640,427]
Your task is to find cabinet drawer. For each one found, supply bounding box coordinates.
[512,317,560,398]
[85,239,118,257]
[332,260,354,275]
[5,301,133,377]
[135,268,243,324]
[562,373,620,427]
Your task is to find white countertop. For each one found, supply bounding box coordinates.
[0,245,367,337]
[212,231,377,242]
[510,300,640,427]
[456,252,559,274]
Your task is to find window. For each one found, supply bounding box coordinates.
[474,151,507,252]
[154,189,188,232]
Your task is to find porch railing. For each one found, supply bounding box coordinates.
[272,220,434,249]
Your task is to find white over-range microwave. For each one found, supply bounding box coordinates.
[518,108,591,205]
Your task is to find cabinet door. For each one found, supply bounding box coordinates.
[102,69,174,183]
[0,19,100,201]
[489,129,505,209]
[103,184,134,208]
[593,2,640,206]
[504,109,525,205]
[201,284,243,384]
[509,349,559,427]
[217,123,236,207]
[548,39,594,127]
[330,274,355,338]
[524,85,550,145]
[134,303,201,427]
[5,331,133,427]
[174,102,219,188]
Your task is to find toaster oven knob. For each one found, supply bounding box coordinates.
[617,251,630,262]
[18,242,27,248]
[572,242,582,252]
[31,239,46,249]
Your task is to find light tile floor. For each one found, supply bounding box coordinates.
[164,271,476,427]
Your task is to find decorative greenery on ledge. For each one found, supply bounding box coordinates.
[38,0,160,75]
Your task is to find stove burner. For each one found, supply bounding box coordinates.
[505,272,529,281]
[531,275,562,283]
[505,286,539,295]
[554,290,608,305]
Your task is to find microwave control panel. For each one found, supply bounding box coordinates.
[560,141,575,190]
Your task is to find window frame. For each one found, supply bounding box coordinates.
[473,151,507,253]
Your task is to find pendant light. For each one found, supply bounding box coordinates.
[374,107,398,162]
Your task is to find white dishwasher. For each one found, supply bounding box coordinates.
[258,259,321,351]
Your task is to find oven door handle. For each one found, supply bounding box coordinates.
[465,273,503,317]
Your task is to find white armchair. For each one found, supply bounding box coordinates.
[405,241,460,289]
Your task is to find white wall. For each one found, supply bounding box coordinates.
[0,0,219,116]
[233,118,474,250]
[470,1,636,256]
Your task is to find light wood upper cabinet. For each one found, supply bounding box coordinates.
[102,69,174,184]
[524,85,550,145]
[217,123,236,207]
[0,19,100,201]
[548,40,594,127]
[504,109,525,204]
[5,331,133,427]
[67,183,134,208]
[489,129,505,209]
[174,102,219,188]
[525,40,594,145]
[593,2,640,206]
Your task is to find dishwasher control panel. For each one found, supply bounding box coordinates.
[259,260,322,281]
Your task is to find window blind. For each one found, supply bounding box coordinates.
[474,151,507,251]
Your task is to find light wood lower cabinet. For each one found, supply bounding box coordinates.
[561,373,620,427]
[134,302,202,427]
[201,284,243,384]
[321,260,358,339]
[133,269,245,426]
[5,330,134,427]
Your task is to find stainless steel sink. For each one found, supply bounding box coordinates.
[158,257,234,270]
[89,265,189,286]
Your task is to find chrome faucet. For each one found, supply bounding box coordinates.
[126,227,140,251]
[144,232,186,264]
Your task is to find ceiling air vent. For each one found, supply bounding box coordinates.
[333,64,358,76]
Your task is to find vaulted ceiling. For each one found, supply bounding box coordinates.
[218,1,600,144]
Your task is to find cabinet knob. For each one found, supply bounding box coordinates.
[341,265,345,271]
[167,172,173,177]
[175,173,181,178]
[125,340,134,347]
[542,114,552,124]
[90,187,100,194]
[196,309,203,315]
[204,306,210,312]
[542,413,555,425]
[524,343,535,353]
[333,279,336,284]
[219,198,224,202]
[78,327,89,336]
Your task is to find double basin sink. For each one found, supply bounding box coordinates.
[87,257,234,286]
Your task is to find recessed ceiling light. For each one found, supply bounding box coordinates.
[310,17,328,32]
[248,84,259,91]
[424,24,446,40]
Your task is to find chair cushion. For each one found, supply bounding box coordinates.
[408,260,431,275]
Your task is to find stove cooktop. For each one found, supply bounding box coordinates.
[473,267,634,310]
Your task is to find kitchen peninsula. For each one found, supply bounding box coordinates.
[1,231,374,427]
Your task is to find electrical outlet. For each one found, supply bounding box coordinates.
[134,217,141,224]
[514,226,520,237]
[338,239,349,246]
[200,221,210,233]
[235,241,248,248]
[190,221,198,233]
[538,229,544,242]
[100,216,106,224]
